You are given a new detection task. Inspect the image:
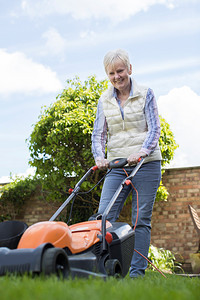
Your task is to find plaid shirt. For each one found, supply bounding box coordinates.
[92,83,161,160]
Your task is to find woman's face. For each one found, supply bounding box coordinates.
[106,59,132,92]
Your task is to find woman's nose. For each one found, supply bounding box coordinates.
[114,73,120,80]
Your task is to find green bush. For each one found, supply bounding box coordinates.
[148,245,182,273]
[0,175,40,220]
[27,76,108,202]
[159,117,178,168]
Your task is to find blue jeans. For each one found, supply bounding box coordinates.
[98,160,161,277]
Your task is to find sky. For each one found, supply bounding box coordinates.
[0,0,200,183]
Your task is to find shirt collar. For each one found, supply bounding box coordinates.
[113,77,133,98]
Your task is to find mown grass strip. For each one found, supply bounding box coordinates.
[0,271,199,300]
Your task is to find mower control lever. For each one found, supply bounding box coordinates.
[109,158,128,169]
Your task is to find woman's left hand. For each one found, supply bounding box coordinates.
[127,151,147,166]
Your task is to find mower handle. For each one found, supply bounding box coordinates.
[97,157,142,169]
[101,157,145,251]
[49,157,142,221]
[49,166,98,221]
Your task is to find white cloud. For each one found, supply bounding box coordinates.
[21,0,176,21]
[80,30,96,39]
[53,14,199,53]
[0,49,63,96]
[0,167,36,184]
[158,86,200,168]
[136,57,200,75]
[42,28,67,56]
[147,70,200,98]
[0,176,12,184]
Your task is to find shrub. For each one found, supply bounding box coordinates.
[0,175,40,220]
[148,245,182,273]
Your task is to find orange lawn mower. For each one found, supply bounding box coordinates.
[0,158,152,279]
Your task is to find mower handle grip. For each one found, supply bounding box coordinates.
[108,158,128,168]
[95,157,142,170]
[108,157,143,169]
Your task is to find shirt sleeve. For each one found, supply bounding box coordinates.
[91,98,108,160]
[141,88,161,156]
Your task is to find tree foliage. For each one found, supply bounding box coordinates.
[27,76,109,218]
[0,175,40,221]
[155,116,179,201]
[159,117,178,168]
[29,76,108,178]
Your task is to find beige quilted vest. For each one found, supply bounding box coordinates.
[101,79,162,163]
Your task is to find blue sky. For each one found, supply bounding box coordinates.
[0,0,200,182]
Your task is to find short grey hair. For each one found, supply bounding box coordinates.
[103,49,131,73]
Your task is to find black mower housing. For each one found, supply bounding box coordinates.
[0,222,134,278]
[0,158,144,279]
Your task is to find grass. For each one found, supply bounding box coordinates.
[0,271,199,300]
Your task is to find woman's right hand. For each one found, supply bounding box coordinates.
[95,158,109,170]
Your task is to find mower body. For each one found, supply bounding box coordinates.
[0,159,144,278]
[0,220,134,278]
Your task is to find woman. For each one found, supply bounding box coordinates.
[92,49,162,278]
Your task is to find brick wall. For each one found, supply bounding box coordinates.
[16,191,62,225]
[115,166,200,265]
[151,166,200,263]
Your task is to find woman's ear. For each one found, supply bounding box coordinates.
[129,64,132,75]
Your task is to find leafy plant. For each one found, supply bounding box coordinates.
[159,116,178,168]
[0,175,41,220]
[148,245,181,273]
[27,76,108,206]
[155,116,178,202]
[155,181,168,202]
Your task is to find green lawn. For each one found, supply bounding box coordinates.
[0,271,199,300]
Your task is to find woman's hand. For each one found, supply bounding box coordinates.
[127,151,147,166]
[95,158,109,170]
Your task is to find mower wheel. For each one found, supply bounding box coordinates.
[42,247,70,278]
[105,259,122,278]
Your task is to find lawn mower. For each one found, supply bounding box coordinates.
[0,158,144,279]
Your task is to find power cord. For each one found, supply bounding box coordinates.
[122,168,167,279]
